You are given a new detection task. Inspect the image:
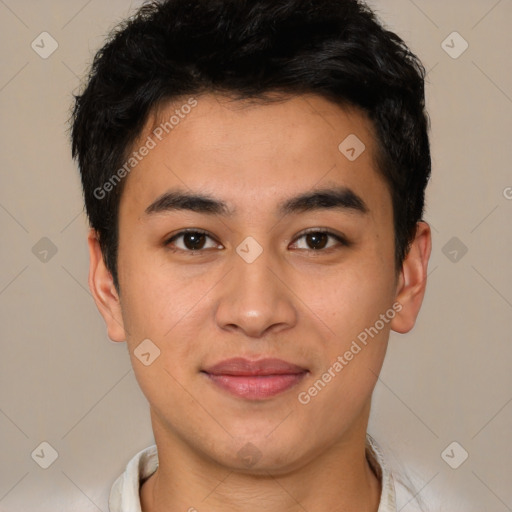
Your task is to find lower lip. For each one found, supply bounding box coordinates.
[204,372,307,400]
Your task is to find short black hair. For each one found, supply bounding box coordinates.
[71,0,431,293]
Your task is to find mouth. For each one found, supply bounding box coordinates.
[201,357,309,400]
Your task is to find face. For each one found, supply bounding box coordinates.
[89,93,430,474]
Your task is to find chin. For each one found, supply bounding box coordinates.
[209,434,310,475]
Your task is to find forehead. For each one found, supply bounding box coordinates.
[119,93,390,219]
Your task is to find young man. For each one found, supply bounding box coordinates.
[71,0,432,510]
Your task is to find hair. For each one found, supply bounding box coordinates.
[71,0,431,293]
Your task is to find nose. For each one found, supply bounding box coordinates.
[214,246,298,338]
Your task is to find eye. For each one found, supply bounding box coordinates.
[164,228,348,254]
[290,229,348,252]
[165,229,222,252]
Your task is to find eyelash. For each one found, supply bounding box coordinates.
[164,228,349,254]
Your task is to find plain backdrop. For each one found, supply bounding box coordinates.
[0,0,511,510]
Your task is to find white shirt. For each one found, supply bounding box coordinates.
[109,434,425,512]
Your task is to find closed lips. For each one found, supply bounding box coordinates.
[202,357,308,376]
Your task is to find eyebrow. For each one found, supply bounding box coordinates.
[144,186,369,218]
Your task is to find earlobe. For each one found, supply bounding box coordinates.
[87,228,127,342]
[390,221,432,334]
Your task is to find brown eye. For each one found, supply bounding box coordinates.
[291,230,348,252]
[165,230,221,252]
[305,232,329,250]
[182,232,206,250]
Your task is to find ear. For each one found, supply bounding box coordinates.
[390,221,432,334]
[87,228,127,342]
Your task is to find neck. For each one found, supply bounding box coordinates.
[140,404,381,512]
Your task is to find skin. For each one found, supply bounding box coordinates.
[88,93,431,512]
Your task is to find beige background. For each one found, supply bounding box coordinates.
[0,0,511,510]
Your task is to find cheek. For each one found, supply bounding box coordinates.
[118,246,173,329]
[296,272,394,429]
[299,256,396,347]
[118,251,214,365]
[119,264,209,406]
